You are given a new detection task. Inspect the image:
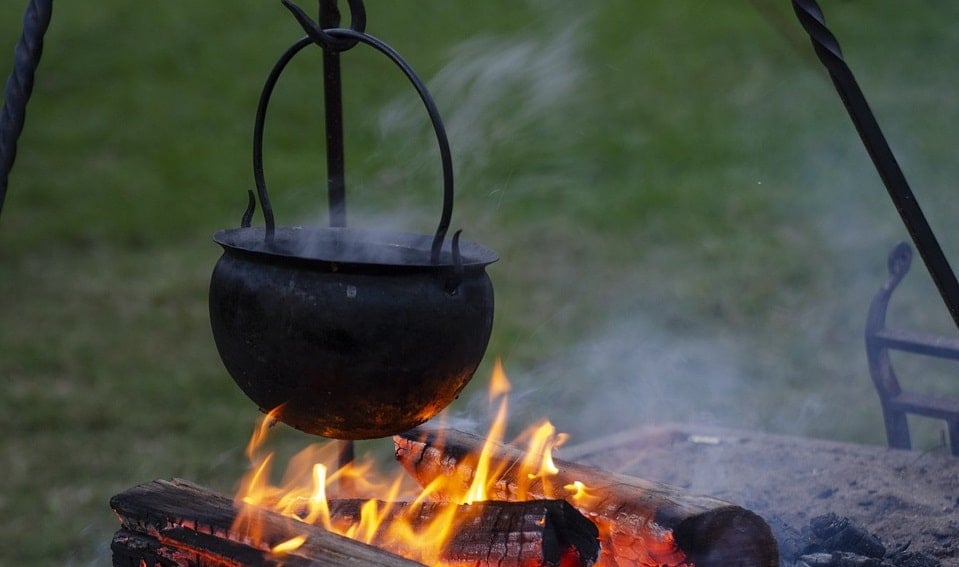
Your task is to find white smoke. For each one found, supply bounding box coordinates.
[378,20,586,176]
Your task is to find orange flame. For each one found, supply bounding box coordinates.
[231,360,593,565]
[270,535,306,555]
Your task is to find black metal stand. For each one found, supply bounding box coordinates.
[865,243,959,455]
[793,0,959,331]
[319,0,346,227]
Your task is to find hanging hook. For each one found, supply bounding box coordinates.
[281,0,366,52]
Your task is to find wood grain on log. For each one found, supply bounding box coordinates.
[110,478,422,567]
[110,478,599,567]
[394,428,779,567]
[111,527,320,567]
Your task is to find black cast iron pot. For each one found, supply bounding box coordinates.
[210,226,496,439]
[210,20,497,439]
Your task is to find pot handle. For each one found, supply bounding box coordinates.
[250,5,454,265]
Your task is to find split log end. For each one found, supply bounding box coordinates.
[396,428,780,567]
[673,505,779,567]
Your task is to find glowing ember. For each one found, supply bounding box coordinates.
[231,360,594,566]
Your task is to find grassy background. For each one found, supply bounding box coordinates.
[3,1,959,563]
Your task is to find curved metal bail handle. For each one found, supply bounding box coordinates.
[793,0,959,331]
[284,5,455,264]
[251,36,314,242]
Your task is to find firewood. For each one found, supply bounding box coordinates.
[111,478,599,567]
[110,478,422,567]
[324,498,600,566]
[394,428,780,567]
[111,527,320,567]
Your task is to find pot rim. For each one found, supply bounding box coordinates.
[214,225,499,270]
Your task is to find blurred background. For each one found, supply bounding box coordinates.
[3,1,959,563]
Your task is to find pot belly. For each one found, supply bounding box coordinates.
[209,252,494,439]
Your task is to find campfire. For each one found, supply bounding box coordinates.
[108,3,782,564]
[102,2,956,566]
[110,362,779,566]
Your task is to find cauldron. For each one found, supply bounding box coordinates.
[210,226,496,439]
[209,9,497,439]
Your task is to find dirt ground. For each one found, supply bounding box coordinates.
[562,423,959,565]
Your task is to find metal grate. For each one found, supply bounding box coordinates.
[865,242,959,455]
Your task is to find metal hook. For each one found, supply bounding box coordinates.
[281,0,366,53]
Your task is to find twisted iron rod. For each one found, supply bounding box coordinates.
[793,0,959,330]
[0,0,53,219]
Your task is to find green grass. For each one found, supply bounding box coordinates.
[3,1,959,563]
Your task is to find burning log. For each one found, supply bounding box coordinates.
[395,428,780,567]
[110,478,600,567]
[325,499,600,566]
[112,528,318,567]
[110,478,421,566]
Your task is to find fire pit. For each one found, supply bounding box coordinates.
[564,424,959,565]
[105,362,781,566]
[108,416,959,566]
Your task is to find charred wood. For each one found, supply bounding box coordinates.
[324,498,599,566]
[110,478,422,567]
[809,513,886,559]
[394,427,779,567]
[111,527,318,567]
[110,478,599,567]
[783,513,942,567]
